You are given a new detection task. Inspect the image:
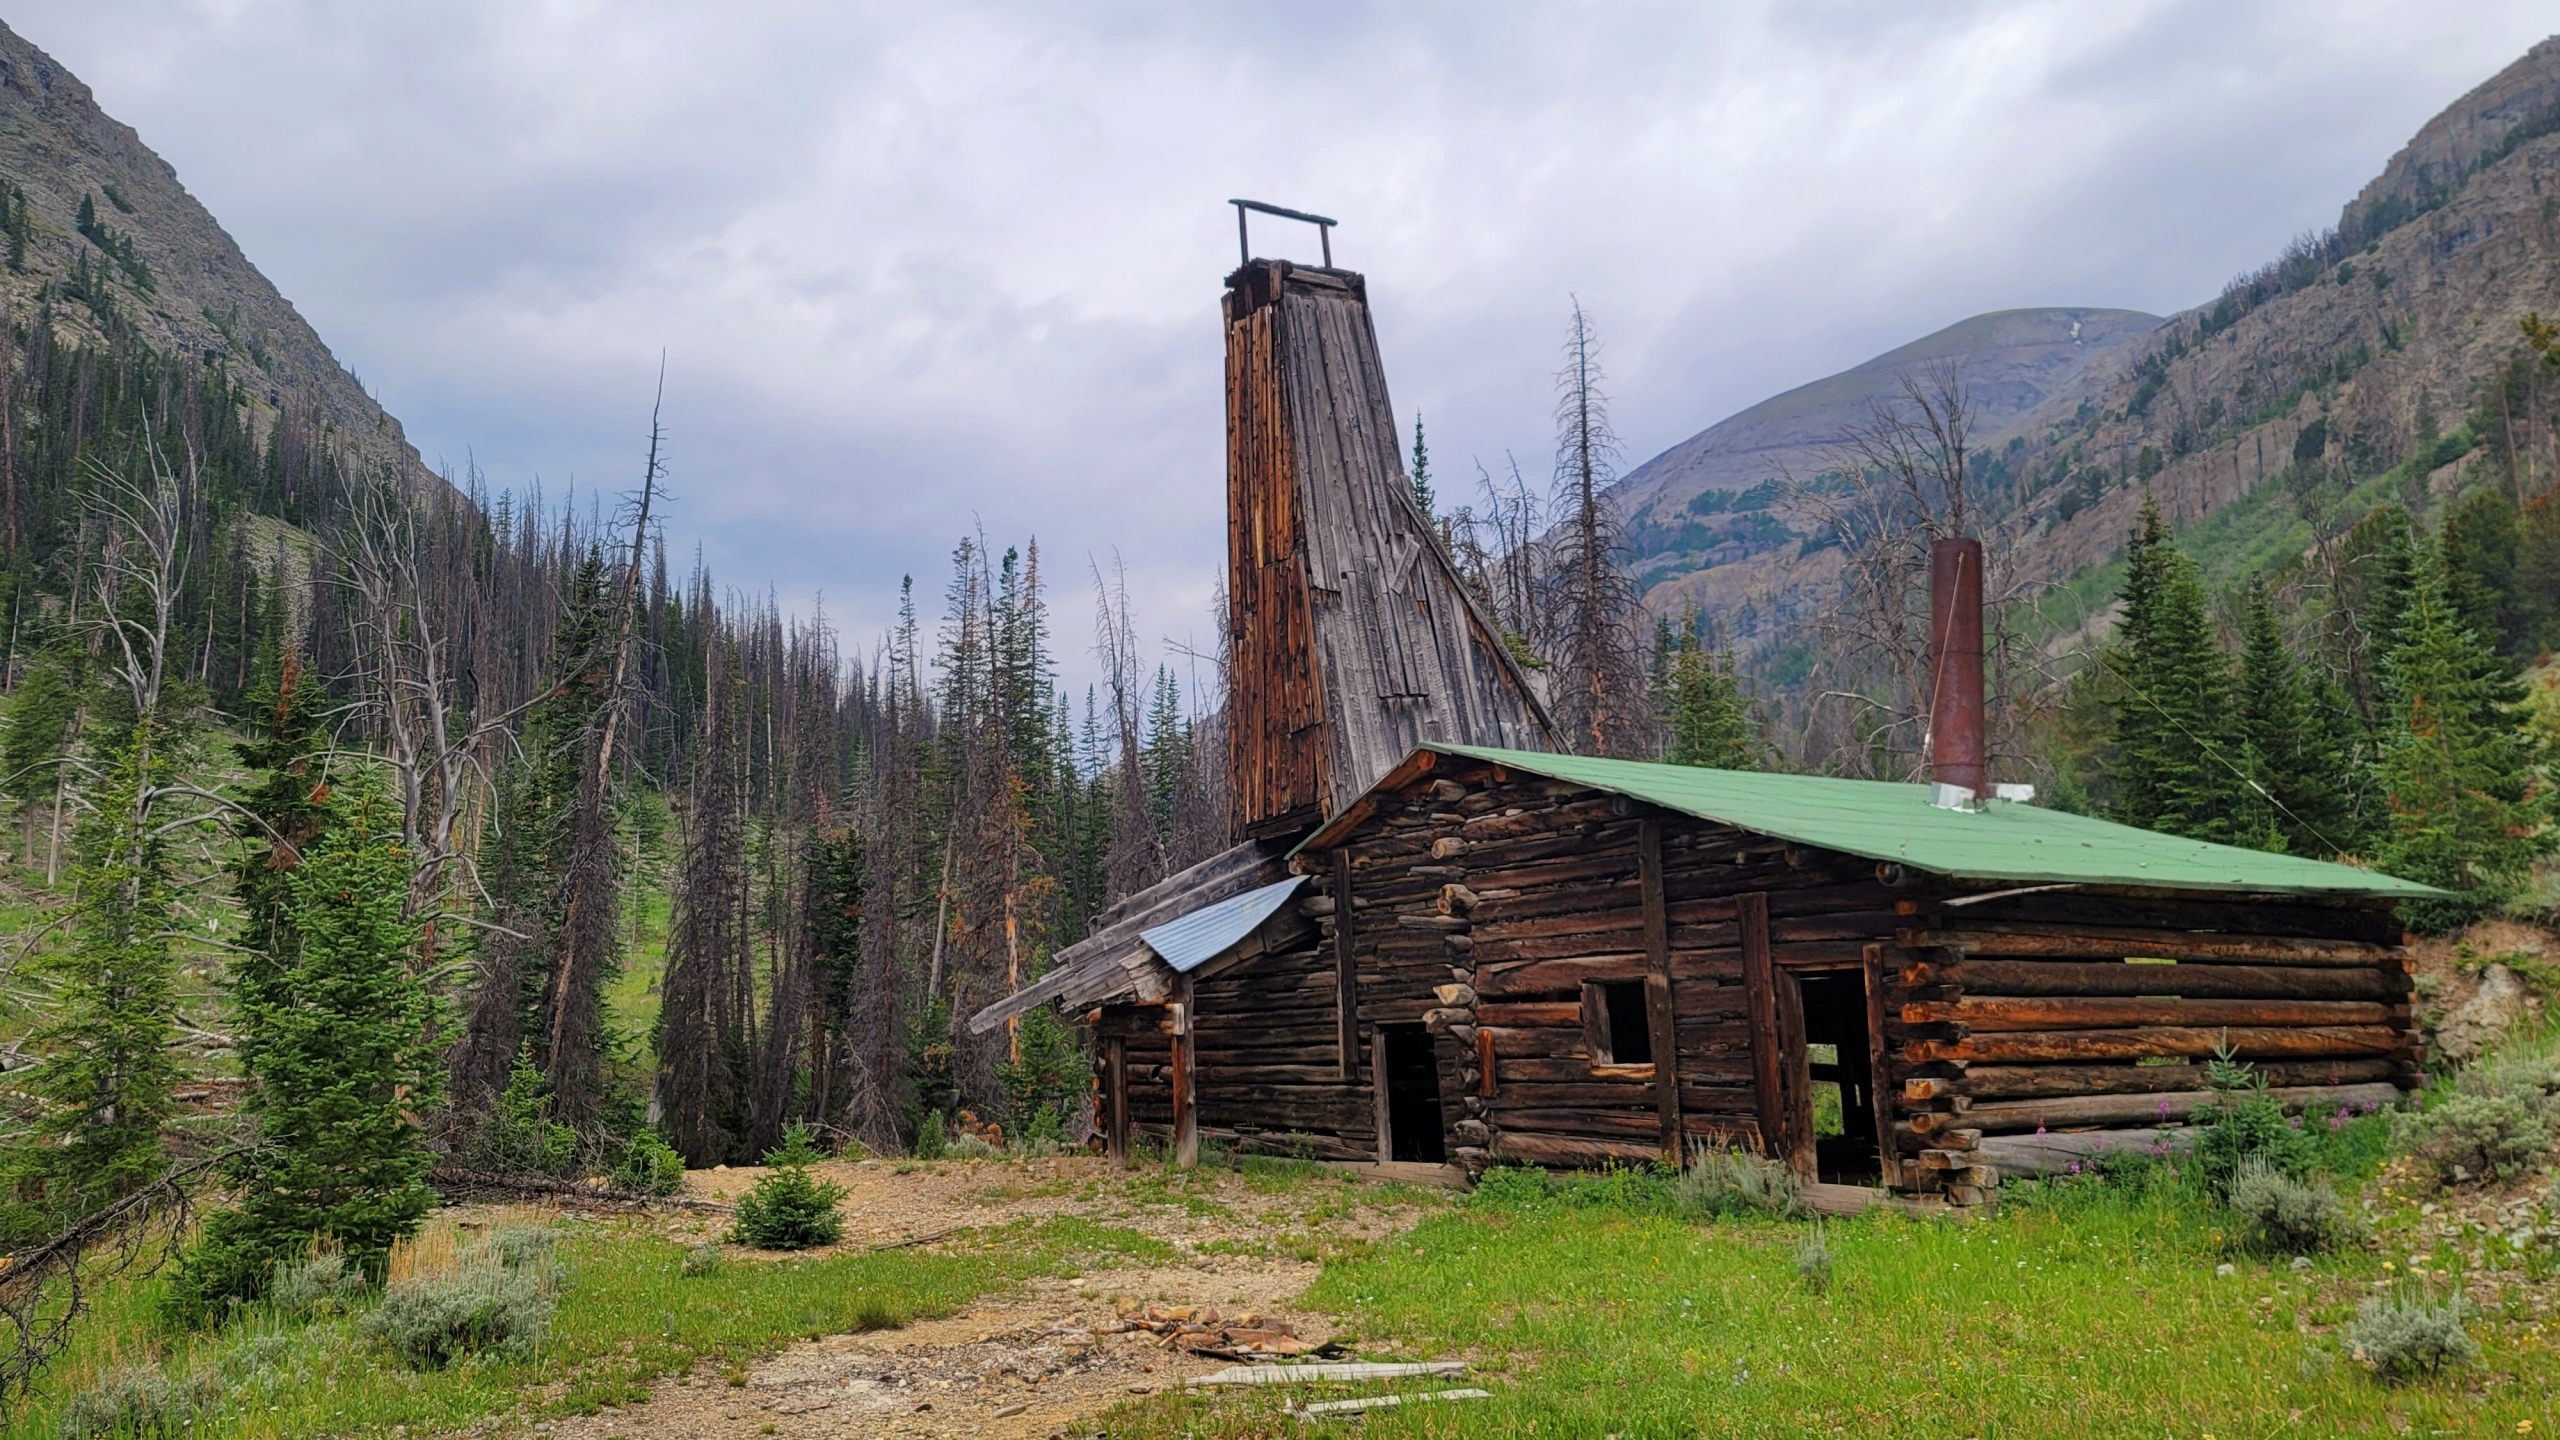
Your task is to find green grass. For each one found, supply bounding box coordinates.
[603,885,671,1068]
[1106,1149,2553,1438]
[5,1214,1169,1440]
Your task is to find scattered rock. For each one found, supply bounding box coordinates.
[2435,964,2528,1065]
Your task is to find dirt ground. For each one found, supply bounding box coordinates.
[523,1156,1437,1440]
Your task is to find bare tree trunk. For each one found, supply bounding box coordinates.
[1548,301,1643,757]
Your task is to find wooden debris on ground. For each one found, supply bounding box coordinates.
[1103,1301,1349,1361]
[1290,1387,1491,1418]
[1186,1360,1470,1387]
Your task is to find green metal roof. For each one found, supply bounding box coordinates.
[1382,744,2443,900]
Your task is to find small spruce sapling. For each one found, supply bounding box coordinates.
[913,1109,948,1161]
[732,1123,846,1250]
[2189,1045,2316,1195]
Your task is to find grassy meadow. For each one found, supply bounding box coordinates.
[1112,1135,2558,1438]
[1,1214,1168,1440]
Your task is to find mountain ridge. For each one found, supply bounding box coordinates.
[0,19,418,474]
[1624,33,2560,670]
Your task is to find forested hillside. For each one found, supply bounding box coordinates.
[1600,38,2560,659]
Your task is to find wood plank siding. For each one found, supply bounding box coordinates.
[1222,261,1552,841]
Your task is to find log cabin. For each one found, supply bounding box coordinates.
[968,233,2441,1205]
[1270,743,2435,1203]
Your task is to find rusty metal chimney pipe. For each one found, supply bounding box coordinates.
[1928,536,1987,801]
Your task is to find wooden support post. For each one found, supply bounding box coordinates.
[1776,966,1815,1179]
[1333,850,1359,1080]
[1371,1030,1392,1163]
[1476,1027,1496,1097]
[1105,1035,1129,1170]
[1171,975,1198,1168]
[1638,820,1683,1163]
[1862,945,1899,1188]
[1740,891,1789,1166]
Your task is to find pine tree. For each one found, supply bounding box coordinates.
[2236,579,2349,855]
[2339,505,2420,722]
[1142,666,1184,852]
[1662,615,1758,770]
[2,635,79,879]
[2104,502,2250,844]
[228,652,331,992]
[2373,551,2555,929]
[3,680,189,1237]
[2520,491,2560,657]
[2439,486,2522,664]
[178,784,440,1311]
[1409,412,1434,518]
[74,192,96,241]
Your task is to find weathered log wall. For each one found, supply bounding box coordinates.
[1094,1005,1178,1153]
[1286,754,2418,1205]
[1881,887,2416,1202]
[1190,939,1385,1162]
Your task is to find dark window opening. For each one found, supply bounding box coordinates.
[1588,979,1653,1067]
[1381,1025,1446,1163]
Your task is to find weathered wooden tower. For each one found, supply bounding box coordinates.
[1222,254,1554,841]
[968,223,1554,1099]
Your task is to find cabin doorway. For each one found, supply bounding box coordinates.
[1378,1025,1447,1164]
[1790,970,1882,1185]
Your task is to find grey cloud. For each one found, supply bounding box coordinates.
[16,0,2553,686]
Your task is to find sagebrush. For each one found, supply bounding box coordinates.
[359,1227,561,1370]
[2344,1293,2478,1380]
[1678,1143,1804,1219]
[2227,1158,2349,1255]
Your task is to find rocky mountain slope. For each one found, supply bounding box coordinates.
[1631,35,2560,663]
[1614,307,2159,588]
[0,19,416,471]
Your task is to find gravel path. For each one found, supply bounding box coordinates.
[509,1156,1433,1440]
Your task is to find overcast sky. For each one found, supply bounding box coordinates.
[15,1,2556,689]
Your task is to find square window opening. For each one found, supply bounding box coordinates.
[1588,979,1653,1068]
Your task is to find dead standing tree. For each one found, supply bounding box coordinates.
[1093,555,1159,901]
[338,474,548,940]
[1453,454,1550,663]
[1786,363,2040,778]
[1548,301,1646,756]
[654,621,755,1164]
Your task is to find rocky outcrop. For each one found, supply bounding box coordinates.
[0,20,417,471]
[2435,964,2529,1067]
[2340,37,2560,246]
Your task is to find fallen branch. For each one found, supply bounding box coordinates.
[1188,1360,1468,1388]
[1292,1388,1490,1418]
[0,1147,244,1402]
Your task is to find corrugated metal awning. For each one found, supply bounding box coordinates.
[1141,875,1308,973]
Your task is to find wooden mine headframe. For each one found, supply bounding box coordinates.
[1222,240,1556,842]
